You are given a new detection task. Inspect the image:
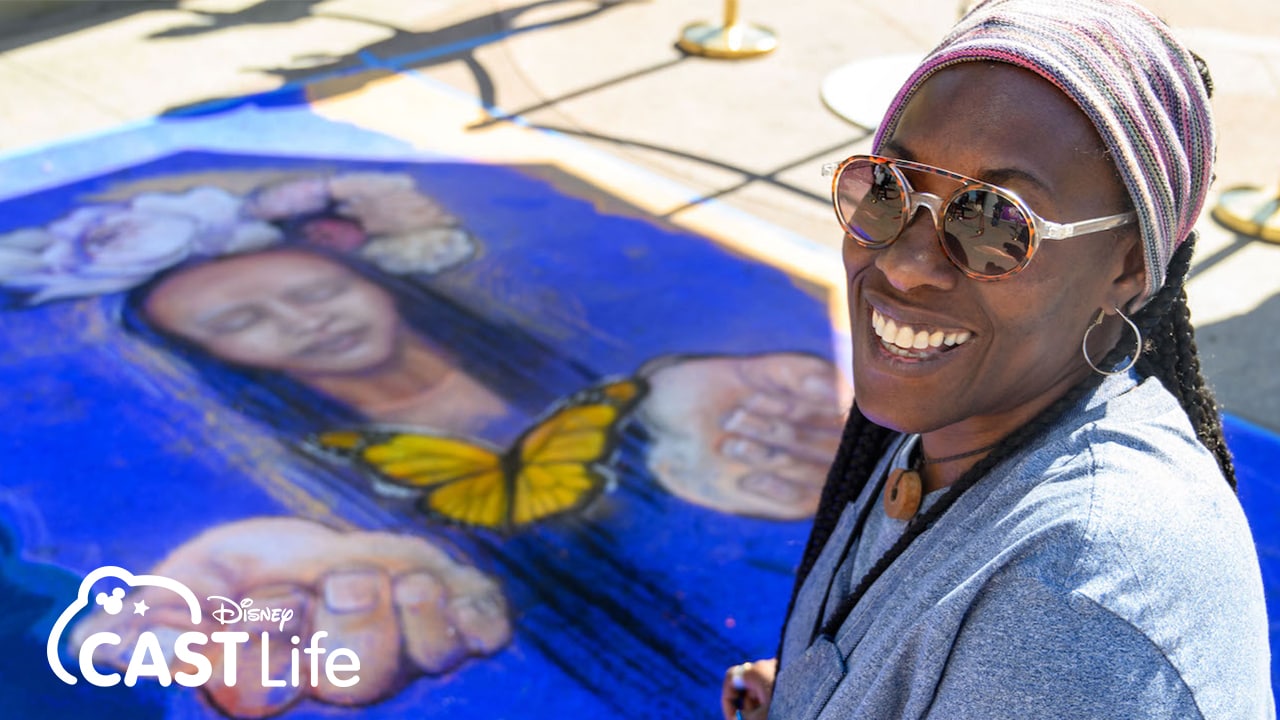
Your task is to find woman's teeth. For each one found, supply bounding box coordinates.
[871,308,971,356]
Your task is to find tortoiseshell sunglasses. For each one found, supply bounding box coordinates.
[825,154,1136,280]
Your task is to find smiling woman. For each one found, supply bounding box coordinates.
[722,0,1273,718]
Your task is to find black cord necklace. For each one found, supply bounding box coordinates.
[883,440,1000,520]
[922,441,1002,465]
[809,435,1002,643]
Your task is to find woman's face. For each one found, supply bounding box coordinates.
[144,250,403,378]
[845,63,1144,441]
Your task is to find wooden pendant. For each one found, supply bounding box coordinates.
[883,468,922,520]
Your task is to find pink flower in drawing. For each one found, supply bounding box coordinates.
[0,187,280,304]
[301,217,369,253]
[248,171,475,272]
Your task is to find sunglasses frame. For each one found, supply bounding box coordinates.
[827,154,1138,281]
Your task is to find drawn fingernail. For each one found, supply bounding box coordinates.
[452,600,481,626]
[801,374,835,397]
[452,591,503,626]
[740,473,802,502]
[723,437,769,462]
[723,409,754,433]
[476,593,505,618]
[324,569,382,613]
[394,572,443,606]
[741,394,789,414]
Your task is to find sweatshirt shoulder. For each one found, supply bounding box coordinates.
[1025,380,1271,717]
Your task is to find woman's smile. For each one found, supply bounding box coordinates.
[856,287,979,387]
[866,301,974,363]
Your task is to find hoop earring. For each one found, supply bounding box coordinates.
[1082,306,1142,376]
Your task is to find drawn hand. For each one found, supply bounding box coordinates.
[638,353,846,519]
[70,517,509,718]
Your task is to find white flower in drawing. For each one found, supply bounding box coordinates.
[130,187,282,255]
[325,172,474,272]
[245,176,332,220]
[328,172,457,236]
[0,187,281,304]
[358,227,476,274]
[0,171,479,304]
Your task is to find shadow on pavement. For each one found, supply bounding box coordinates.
[1197,280,1280,432]
[0,1,175,54]
[159,0,633,117]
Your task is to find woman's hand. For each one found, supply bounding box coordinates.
[70,517,510,718]
[722,658,777,720]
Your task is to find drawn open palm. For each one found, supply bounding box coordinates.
[639,352,846,519]
[71,517,510,718]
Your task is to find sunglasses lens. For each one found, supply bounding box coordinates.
[942,190,1032,277]
[835,160,905,247]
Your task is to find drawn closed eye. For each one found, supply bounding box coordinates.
[201,307,263,334]
[286,278,349,304]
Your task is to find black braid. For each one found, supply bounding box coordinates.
[1190,50,1215,99]
[1133,235,1236,488]
[776,406,891,638]
[780,233,1235,658]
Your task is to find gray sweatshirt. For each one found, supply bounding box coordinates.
[773,373,1272,719]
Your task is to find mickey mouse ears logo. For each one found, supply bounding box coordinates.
[95,587,126,615]
[46,566,202,685]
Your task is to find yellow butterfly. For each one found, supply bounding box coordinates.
[314,378,645,532]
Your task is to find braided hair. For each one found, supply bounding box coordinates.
[780,233,1233,651]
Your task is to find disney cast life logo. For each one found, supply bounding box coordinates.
[47,566,361,690]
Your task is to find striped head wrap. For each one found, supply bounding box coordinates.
[873,0,1214,303]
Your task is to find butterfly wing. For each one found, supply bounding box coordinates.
[507,378,646,528]
[314,430,513,530]
[312,378,646,533]
[424,467,512,530]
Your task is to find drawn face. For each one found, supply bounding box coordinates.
[845,63,1142,440]
[144,250,404,378]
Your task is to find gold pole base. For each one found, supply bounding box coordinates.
[1212,185,1280,243]
[677,21,777,59]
